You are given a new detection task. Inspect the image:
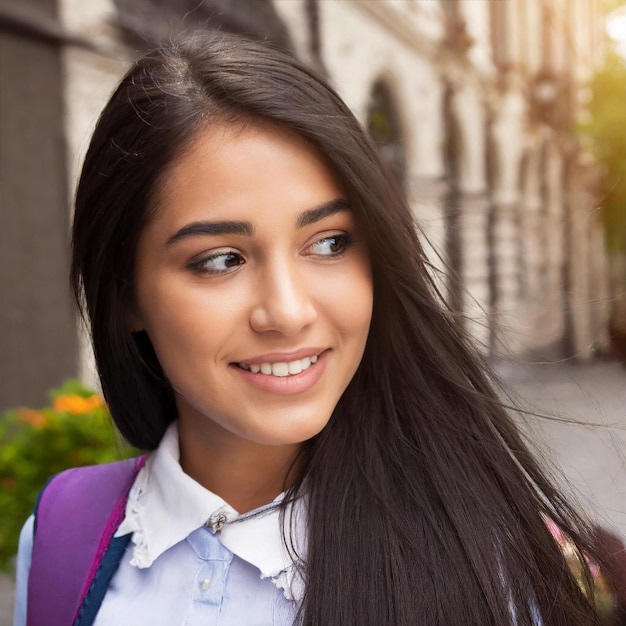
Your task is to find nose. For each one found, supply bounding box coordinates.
[249,262,318,336]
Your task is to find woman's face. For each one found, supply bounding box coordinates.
[132,122,373,452]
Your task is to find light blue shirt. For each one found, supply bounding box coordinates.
[14,424,305,625]
[13,423,545,625]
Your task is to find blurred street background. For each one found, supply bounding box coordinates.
[2,0,626,623]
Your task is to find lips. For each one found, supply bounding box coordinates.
[232,349,329,395]
[237,354,319,377]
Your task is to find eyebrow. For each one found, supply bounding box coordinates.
[165,198,351,246]
[296,198,351,228]
[166,220,252,245]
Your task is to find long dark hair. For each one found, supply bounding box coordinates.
[71,32,602,625]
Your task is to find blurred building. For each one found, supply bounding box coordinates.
[0,0,609,407]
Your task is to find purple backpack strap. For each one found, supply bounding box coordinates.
[27,456,146,626]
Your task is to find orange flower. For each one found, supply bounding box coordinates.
[0,477,15,492]
[53,394,104,414]
[17,408,48,428]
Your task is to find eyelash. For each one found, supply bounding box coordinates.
[187,232,354,275]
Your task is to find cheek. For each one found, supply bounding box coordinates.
[138,275,232,339]
[345,258,374,329]
[135,284,220,373]
[321,261,373,344]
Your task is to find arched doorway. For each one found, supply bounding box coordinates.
[366,80,406,193]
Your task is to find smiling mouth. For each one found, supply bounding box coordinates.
[235,354,320,378]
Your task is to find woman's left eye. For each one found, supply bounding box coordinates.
[308,233,353,258]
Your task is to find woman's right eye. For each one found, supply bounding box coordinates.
[189,251,245,275]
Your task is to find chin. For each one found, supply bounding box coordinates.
[251,414,331,447]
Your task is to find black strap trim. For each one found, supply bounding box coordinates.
[73,534,133,626]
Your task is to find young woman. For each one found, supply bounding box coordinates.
[15,32,603,625]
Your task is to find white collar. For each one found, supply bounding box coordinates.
[115,423,307,600]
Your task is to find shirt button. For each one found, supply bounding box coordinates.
[200,578,211,591]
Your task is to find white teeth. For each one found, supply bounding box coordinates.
[272,362,290,377]
[239,354,320,377]
[288,360,303,375]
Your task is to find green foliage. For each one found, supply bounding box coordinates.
[579,49,626,255]
[0,380,136,571]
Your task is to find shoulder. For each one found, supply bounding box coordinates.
[13,515,35,626]
[27,458,146,626]
[35,457,145,529]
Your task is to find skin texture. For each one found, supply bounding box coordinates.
[132,122,373,511]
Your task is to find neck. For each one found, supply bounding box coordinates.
[177,419,302,513]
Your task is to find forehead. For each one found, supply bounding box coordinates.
[148,121,345,230]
